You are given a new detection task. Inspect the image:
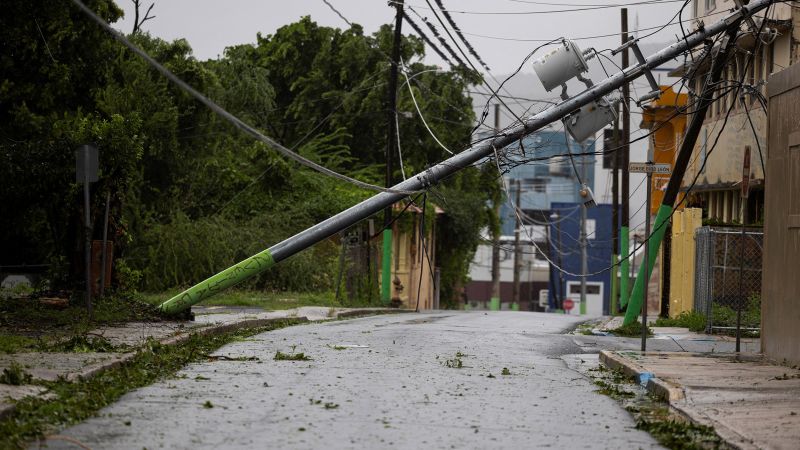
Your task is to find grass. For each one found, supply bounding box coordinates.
[139,289,339,311]
[0,294,164,354]
[0,318,306,448]
[587,365,723,449]
[0,362,32,386]
[635,418,722,450]
[653,311,707,332]
[610,321,654,337]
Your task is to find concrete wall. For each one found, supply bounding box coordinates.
[669,208,703,317]
[763,62,800,364]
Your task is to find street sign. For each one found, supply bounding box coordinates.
[741,146,751,198]
[563,298,575,311]
[628,162,671,174]
[75,144,98,183]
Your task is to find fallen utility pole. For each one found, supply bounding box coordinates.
[158,2,770,314]
[622,21,743,326]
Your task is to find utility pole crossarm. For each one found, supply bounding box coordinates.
[158,1,774,314]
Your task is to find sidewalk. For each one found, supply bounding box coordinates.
[0,306,409,419]
[601,350,800,450]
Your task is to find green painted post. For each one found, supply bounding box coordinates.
[619,226,630,308]
[489,297,500,311]
[511,302,519,311]
[381,229,392,305]
[623,205,673,325]
[159,249,274,314]
[611,254,619,315]
[580,297,586,315]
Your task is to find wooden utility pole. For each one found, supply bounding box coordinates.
[489,103,502,311]
[512,179,522,308]
[381,0,404,305]
[611,106,620,314]
[619,8,632,309]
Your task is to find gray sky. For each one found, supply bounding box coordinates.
[114,0,697,228]
[114,0,689,73]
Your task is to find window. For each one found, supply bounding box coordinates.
[705,0,716,13]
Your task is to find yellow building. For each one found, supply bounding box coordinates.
[639,86,688,214]
[639,86,692,317]
[383,201,441,310]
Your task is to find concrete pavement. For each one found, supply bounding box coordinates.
[601,350,800,450]
[0,307,405,420]
[40,312,664,449]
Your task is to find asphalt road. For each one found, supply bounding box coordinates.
[43,312,663,449]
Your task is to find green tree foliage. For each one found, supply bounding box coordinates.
[1,5,494,307]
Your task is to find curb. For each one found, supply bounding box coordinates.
[335,308,414,319]
[598,350,685,401]
[0,308,414,419]
[598,351,760,450]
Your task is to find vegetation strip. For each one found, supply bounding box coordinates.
[586,365,723,449]
[0,318,306,449]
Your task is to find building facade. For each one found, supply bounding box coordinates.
[678,0,799,224]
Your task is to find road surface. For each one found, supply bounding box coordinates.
[43,312,663,449]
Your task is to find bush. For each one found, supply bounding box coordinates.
[653,311,707,332]
[711,293,760,329]
[122,212,338,293]
[611,321,653,337]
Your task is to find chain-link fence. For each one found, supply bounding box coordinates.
[693,226,763,334]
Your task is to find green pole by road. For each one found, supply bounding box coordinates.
[381,229,392,304]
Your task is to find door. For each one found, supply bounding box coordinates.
[566,281,604,316]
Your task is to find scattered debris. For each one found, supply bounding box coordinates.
[0,362,32,385]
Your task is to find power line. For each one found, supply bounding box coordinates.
[421,0,525,125]
[401,11,453,64]
[393,0,686,15]
[321,0,352,26]
[408,6,467,67]
[433,0,491,70]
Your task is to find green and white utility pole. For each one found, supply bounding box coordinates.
[489,104,502,311]
[381,0,404,305]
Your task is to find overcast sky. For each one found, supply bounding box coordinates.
[115,0,691,73]
[113,0,701,229]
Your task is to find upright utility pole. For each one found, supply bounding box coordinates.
[489,103,502,311]
[619,8,632,310]
[641,142,654,351]
[579,141,589,315]
[512,179,522,309]
[611,106,620,315]
[381,0,404,305]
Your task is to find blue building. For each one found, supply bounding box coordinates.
[547,202,613,316]
[499,129,595,236]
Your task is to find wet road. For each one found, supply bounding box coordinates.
[44,312,663,449]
